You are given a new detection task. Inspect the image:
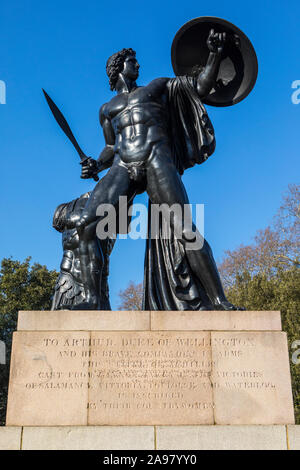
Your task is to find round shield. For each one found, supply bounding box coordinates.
[171,17,258,107]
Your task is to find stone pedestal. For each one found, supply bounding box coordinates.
[1,425,300,450]
[6,310,295,428]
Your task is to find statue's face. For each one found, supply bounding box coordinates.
[122,55,140,81]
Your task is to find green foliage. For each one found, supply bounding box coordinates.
[0,257,57,425]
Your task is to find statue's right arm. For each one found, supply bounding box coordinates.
[97,104,115,171]
[80,103,115,180]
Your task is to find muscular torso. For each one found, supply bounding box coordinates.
[103,78,170,164]
[61,228,82,284]
[59,197,88,282]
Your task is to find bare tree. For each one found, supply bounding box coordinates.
[218,184,300,289]
[118,281,143,310]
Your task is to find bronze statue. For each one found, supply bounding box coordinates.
[51,192,115,310]
[45,17,257,311]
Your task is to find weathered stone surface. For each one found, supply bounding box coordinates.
[2,426,297,450]
[6,331,90,426]
[288,425,300,450]
[18,310,282,332]
[18,310,150,331]
[156,425,288,450]
[6,330,213,426]
[22,426,154,450]
[151,311,282,331]
[88,331,214,425]
[6,314,295,426]
[0,427,22,450]
[211,332,295,425]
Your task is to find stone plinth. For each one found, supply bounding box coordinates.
[2,425,300,450]
[287,425,300,450]
[17,310,151,331]
[0,427,22,450]
[6,310,295,427]
[21,426,154,450]
[17,310,282,331]
[150,310,282,331]
[156,425,288,450]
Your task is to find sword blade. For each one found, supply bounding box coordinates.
[42,89,86,161]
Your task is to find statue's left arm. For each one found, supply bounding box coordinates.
[196,29,226,99]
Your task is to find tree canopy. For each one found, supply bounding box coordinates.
[219,184,299,287]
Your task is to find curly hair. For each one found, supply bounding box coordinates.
[52,192,91,233]
[52,203,68,233]
[106,48,136,91]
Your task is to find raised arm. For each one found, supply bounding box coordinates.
[81,104,115,180]
[196,29,226,99]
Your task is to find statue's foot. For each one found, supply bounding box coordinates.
[72,299,98,310]
[58,304,72,310]
[199,304,212,311]
[213,299,245,311]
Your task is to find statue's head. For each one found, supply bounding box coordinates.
[53,192,91,233]
[106,48,139,91]
[53,203,68,233]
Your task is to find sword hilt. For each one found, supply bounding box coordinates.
[80,157,99,182]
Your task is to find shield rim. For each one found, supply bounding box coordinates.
[171,16,258,107]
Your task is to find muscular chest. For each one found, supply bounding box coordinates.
[108,86,167,123]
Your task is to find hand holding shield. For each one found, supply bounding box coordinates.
[207,29,227,54]
[171,17,258,107]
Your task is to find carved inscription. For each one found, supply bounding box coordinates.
[6,330,295,426]
[88,332,213,424]
[6,331,90,426]
[211,334,276,390]
[211,331,295,424]
[6,331,214,425]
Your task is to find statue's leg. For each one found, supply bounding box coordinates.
[78,157,133,227]
[73,231,104,310]
[146,150,238,310]
[75,159,134,309]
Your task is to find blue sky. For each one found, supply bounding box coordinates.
[1,0,299,308]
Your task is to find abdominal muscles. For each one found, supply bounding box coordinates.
[118,124,168,164]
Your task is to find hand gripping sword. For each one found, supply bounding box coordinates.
[42,89,99,182]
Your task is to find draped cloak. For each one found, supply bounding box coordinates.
[143,76,216,311]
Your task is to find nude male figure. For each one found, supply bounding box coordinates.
[77,30,238,311]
